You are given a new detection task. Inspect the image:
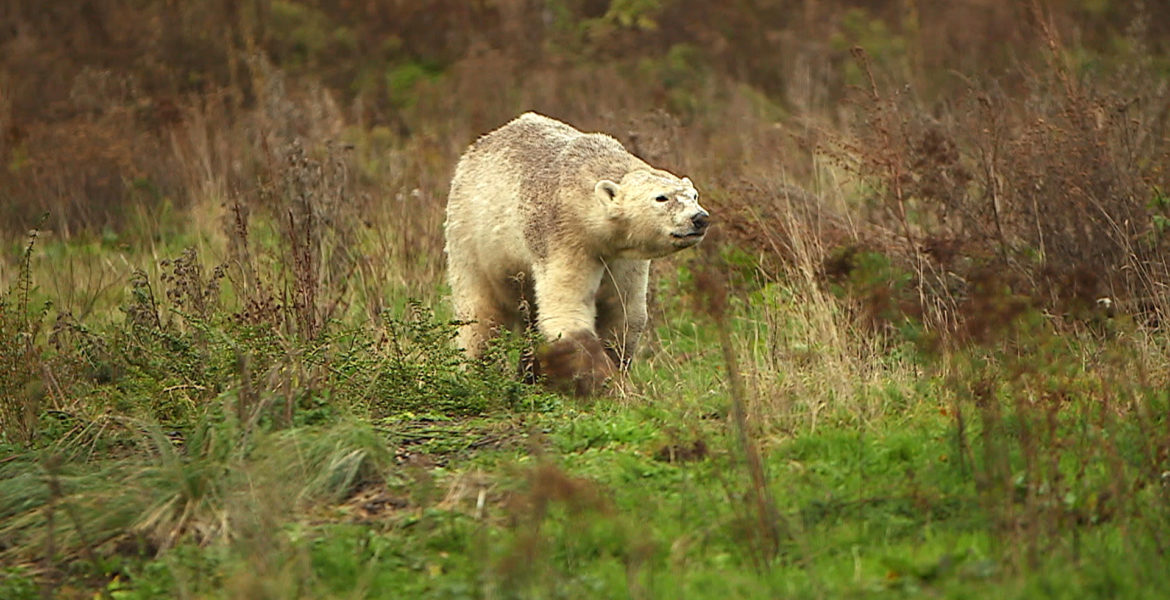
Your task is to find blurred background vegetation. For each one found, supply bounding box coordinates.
[3,0,1169,314]
[2,1,1170,597]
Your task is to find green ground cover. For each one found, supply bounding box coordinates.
[2,224,1168,598]
[3,2,1170,597]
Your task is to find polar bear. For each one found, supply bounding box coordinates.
[444,112,709,394]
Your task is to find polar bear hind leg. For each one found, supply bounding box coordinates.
[448,264,508,360]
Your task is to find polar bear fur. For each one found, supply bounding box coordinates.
[444,112,709,393]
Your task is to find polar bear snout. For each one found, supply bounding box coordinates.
[671,209,710,239]
[691,211,710,232]
[670,209,710,249]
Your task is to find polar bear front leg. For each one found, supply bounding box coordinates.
[532,257,615,395]
[596,259,650,370]
[532,257,605,341]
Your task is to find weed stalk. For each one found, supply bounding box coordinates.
[695,248,782,569]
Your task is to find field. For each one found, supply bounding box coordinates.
[2,1,1170,598]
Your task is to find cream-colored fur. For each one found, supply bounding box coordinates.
[444,112,709,368]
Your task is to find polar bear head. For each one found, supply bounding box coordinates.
[595,169,709,259]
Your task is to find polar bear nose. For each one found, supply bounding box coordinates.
[691,211,710,231]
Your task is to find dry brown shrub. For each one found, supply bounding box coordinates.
[0,67,188,235]
[3,0,1167,336]
[0,0,268,234]
[824,25,1170,329]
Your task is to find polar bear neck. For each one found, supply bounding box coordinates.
[516,139,649,259]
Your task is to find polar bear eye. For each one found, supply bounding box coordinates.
[654,195,670,203]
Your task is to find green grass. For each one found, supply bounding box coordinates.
[9,400,1160,599]
[4,1,1170,596]
[3,227,1168,599]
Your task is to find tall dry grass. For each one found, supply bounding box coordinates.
[1,5,1169,596]
[2,0,1168,426]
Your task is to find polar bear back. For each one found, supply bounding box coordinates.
[446,113,649,266]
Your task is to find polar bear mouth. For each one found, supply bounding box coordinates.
[671,231,706,247]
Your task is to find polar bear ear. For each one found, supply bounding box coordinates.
[595,180,620,201]
[682,177,692,187]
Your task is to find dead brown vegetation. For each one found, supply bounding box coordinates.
[2,0,1168,326]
